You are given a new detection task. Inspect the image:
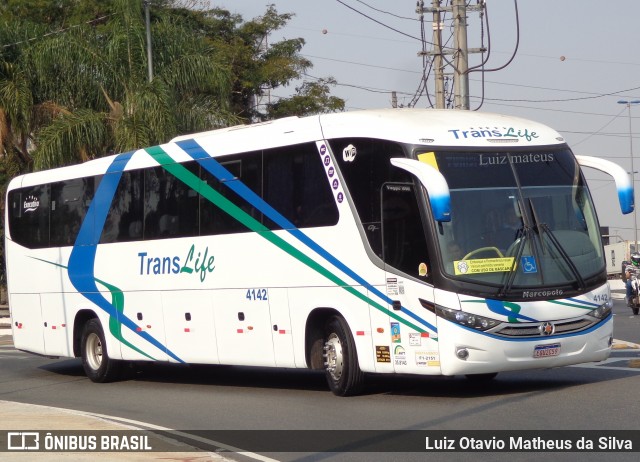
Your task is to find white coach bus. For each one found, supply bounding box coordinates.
[4,109,633,396]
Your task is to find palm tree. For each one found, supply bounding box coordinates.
[2,0,236,171]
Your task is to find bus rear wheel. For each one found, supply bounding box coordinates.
[81,319,122,383]
[323,316,364,396]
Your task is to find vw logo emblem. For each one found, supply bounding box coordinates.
[539,322,555,336]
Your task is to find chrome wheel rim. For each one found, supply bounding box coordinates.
[85,332,103,371]
[324,333,344,381]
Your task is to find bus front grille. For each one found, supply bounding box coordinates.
[492,317,595,338]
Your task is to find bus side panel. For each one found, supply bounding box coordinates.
[268,288,296,368]
[10,293,45,355]
[162,291,218,364]
[368,289,394,374]
[40,292,72,357]
[214,288,275,367]
[382,277,441,375]
[117,291,170,362]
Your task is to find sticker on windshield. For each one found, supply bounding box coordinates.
[454,257,515,275]
[521,256,538,274]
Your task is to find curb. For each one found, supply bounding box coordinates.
[0,400,230,461]
[612,339,640,350]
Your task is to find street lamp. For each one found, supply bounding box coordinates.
[618,99,640,252]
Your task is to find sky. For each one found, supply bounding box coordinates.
[210,0,640,242]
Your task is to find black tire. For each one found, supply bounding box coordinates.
[81,318,122,383]
[323,315,364,396]
[465,372,498,382]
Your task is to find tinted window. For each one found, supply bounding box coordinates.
[144,166,199,240]
[263,143,338,229]
[8,185,51,248]
[8,142,340,249]
[199,153,262,235]
[101,171,143,243]
[51,177,98,246]
[329,138,410,257]
[382,183,430,279]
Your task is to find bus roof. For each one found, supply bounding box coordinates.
[174,108,565,148]
[9,108,566,189]
[318,108,565,147]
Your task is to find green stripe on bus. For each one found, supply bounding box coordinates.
[145,146,428,334]
[30,257,156,360]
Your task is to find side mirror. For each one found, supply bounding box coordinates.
[575,155,634,214]
[390,158,451,222]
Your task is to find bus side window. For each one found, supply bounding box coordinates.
[263,143,338,229]
[329,138,411,259]
[382,183,431,279]
[143,165,199,240]
[50,177,96,246]
[100,171,143,243]
[8,184,51,249]
[199,153,262,235]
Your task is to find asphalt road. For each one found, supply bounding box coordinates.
[1,288,640,462]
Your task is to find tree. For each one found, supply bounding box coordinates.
[1,0,238,170]
[1,1,344,171]
[267,78,345,118]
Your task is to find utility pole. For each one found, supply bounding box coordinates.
[417,0,484,110]
[431,0,445,109]
[452,0,469,110]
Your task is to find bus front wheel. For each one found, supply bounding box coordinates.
[81,319,122,383]
[323,316,364,396]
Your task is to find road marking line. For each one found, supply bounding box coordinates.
[54,409,280,462]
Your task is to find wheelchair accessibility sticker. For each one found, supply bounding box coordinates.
[521,256,538,274]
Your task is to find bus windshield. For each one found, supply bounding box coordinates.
[428,148,603,292]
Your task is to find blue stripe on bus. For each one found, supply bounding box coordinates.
[68,151,184,363]
[175,138,438,334]
[565,298,599,307]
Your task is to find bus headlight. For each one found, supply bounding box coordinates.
[436,306,501,331]
[588,300,613,319]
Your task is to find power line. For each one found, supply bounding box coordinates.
[304,51,640,104]
[300,69,640,120]
[481,85,640,103]
[570,107,627,148]
[302,54,422,74]
[302,53,639,101]
[334,0,428,43]
[351,0,418,21]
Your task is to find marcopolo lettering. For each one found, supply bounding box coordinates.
[522,289,564,298]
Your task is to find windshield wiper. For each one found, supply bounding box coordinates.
[498,225,530,298]
[528,198,586,291]
[538,222,586,291]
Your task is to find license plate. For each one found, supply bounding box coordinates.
[533,343,560,358]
